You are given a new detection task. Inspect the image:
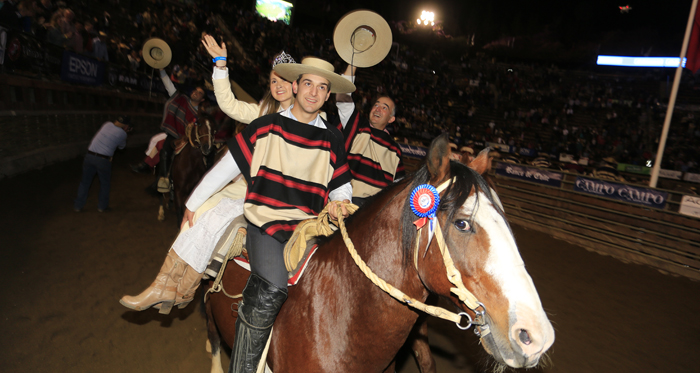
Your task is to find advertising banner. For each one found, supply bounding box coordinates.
[679,195,700,218]
[398,143,428,159]
[573,177,668,209]
[659,169,682,180]
[621,164,651,175]
[4,31,62,75]
[683,172,700,184]
[60,51,104,86]
[517,147,536,157]
[495,162,563,187]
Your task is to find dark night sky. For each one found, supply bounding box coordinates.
[293,0,696,56]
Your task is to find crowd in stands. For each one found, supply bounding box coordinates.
[2,0,699,182]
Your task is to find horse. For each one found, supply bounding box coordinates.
[203,134,554,372]
[158,113,215,222]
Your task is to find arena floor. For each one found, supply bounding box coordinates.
[1,148,699,373]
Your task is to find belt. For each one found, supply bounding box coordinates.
[87,150,112,161]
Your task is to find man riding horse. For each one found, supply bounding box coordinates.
[120,57,356,373]
[157,75,207,193]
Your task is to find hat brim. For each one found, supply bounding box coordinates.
[274,63,356,94]
[333,10,392,68]
[142,38,172,69]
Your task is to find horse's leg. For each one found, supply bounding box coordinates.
[409,314,436,373]
[158,193,166,222]
[381,312,436,373]
[204,282,225,373]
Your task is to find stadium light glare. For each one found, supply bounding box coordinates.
[419,10,434,26]
[596,55,687,68]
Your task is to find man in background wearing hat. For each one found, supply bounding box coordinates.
[74,116,132,212]
[133,37,208,191]
[153,70,206,191]
[334,65,405,206]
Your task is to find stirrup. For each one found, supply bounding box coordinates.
[157,177,171,193]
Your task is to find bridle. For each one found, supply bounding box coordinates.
[332,176,490,338]
[186,120,212,156]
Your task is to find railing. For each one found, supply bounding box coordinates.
[490,162,700,281]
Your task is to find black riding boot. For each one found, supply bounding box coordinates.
[228,273,288,373]
[157,136,174,193]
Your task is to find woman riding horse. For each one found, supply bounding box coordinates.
[119,40,300,314]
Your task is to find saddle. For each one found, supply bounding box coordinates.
[203,217,321,287]
[204,203,357,287]
[173,137,188,155]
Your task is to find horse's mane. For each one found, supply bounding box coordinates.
[399,160,505,267]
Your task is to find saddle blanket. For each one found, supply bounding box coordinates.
[230,243,319,286]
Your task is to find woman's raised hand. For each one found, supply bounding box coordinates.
[202,34,227,59]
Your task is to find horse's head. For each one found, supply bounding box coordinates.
[405,134,554,369]
[192,116,213,156]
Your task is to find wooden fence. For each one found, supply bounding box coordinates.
[490,163,700,281]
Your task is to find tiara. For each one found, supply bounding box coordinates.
[272,51,296,68]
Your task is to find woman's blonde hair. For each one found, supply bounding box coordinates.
[258,90,282,117]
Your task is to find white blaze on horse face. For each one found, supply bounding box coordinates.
[465,190,554,367]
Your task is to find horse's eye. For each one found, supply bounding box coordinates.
[454,219,472,232]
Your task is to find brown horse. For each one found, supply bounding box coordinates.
[158,114,215,222]
[204,135,554,372]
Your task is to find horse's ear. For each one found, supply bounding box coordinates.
[468,148,493,176]
[426,133,451,185]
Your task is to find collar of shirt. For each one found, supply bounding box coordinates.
[281,105,326,129]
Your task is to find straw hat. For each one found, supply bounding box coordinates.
[274,57,356,94]
[142,38,172,69]
[333,10,392,68]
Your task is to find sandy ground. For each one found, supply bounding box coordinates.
[1,148,699,373]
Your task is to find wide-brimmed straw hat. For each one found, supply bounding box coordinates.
[142,38,172,69]
[333,10,392,68]
[274,57,356,94]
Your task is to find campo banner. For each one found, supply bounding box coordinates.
[573,177,668,209]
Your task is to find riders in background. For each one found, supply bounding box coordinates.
[156,69,207,193]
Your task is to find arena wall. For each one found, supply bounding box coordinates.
[0,75,165,178]
[490,165,700,281]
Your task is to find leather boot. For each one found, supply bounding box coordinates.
[119,250,186,314]
[228,273,288,373]
[174,264,203,309]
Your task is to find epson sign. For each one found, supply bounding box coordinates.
[69,55,98,77]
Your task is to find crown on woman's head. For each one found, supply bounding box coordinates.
[272,51,296,68]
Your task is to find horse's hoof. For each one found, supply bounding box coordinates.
[158,301,174,315]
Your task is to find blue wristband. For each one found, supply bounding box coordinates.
[212,57,227,63]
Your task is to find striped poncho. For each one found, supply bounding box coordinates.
[228,113,351,242]
[336,108,405,199]
[160,94,198,139]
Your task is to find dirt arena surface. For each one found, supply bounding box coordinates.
[2,148,699,373]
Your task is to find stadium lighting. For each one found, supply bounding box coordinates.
[419,10,434,26]
[597,55,686,68]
